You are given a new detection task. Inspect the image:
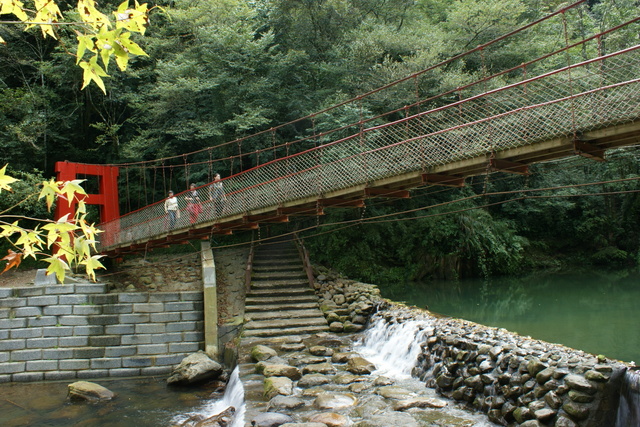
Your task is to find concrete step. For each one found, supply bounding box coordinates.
[245,302,320,312]
[242,324,330,338]
[252,263,303,272]
[247,287,314,298]
[245,309,325,321]
[249,278,309,287]
[244,316,328,331]
[245,294,318,305]
[251,270,307,280]
[252,258,300,268]
[249,280,311,290]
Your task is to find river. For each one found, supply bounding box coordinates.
[381,268,640,364]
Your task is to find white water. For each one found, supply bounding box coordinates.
[616,369,640,427]
[171,366,245,427]
[355,312,498,427]
[354,314,434,379]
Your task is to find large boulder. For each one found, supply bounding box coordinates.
[68,381,115,402]
[167,351,224,386]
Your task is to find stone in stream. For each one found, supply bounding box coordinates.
[375,385,412,399]
[313,392,358,410]
[331,352,357,363]
[348,382,372,393]
[67,381,115,402]
[167,351,224,386]
[353,411,420,427]
[260,363,302,380]
[333,373,367,385]
[372,376,394,386]
[177,406,235,427]
[280,424,326,427]
[392,396,448,411]
[250,412,294,427]
[298,373,331,388]
[264,376,294,399]
[280,342,306,352]
[287,354,326,366]
[309,412,349,427]
[251,345,278,361]
[267,395,306,411]
[346,356,375,375]
[309,345,334,356]
[302,362,337,375]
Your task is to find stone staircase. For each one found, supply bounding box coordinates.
[242,239,329,339]
[237,237,330,419]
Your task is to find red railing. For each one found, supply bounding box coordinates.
[97,4,640,252]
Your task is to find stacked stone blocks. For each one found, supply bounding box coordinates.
[0,284,204,383]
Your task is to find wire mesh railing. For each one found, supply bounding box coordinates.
[99,43,640,251]
[97,2,640,252]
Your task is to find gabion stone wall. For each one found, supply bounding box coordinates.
[413,315,628,427]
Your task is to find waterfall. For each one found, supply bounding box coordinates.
[354,312,434,379]
[616,369,640,427]
[171,366,245,427]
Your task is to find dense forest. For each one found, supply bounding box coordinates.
[1,0,639,284]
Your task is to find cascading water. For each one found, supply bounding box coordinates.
[171,366,245,427]
[616,369,640,427]
[354,312,434,378]
[355,310,498,427]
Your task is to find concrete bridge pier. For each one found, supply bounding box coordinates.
[201,241,218,359]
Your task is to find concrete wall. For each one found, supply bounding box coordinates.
[0,283,204,382]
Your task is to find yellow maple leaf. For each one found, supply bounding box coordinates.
[39,178,60,211]
[79,56,109,94]
[80,254,106,281]
[59,179,87,207]
[0,164,18,192]
[0,221,22,238]
[43,254,70,283]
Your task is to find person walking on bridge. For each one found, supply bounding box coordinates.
[209,173,226,216]
[185,183,202,224]
[164,190,180,229]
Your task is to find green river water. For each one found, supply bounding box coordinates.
[382,268,640,364]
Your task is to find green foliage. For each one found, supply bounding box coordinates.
[590,246,630,268]
[2,0,639,283]
[0,167,51,222]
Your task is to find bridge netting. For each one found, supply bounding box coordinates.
[98,1,640,253]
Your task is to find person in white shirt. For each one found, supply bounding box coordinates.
[164,190,179,229]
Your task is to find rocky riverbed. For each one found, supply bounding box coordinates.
[234,331,495,427]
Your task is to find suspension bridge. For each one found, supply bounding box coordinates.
[55,2,640,257]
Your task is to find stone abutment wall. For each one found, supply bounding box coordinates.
[0,283,204,382]
[412,313,627,427]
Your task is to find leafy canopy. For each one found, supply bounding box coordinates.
[0,0,151,93]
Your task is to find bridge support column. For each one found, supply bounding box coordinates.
[201,241,219,359]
